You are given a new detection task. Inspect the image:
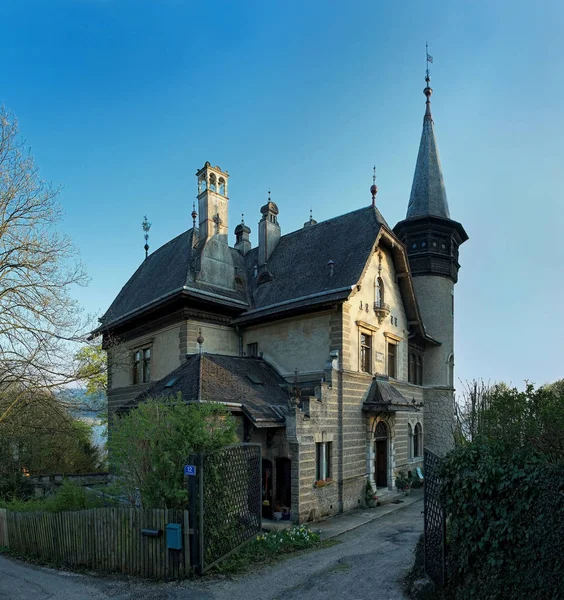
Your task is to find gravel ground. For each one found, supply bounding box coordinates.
[0,499,423,600]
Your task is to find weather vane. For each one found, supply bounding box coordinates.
[425,42,433,86]
[142,215,151,259]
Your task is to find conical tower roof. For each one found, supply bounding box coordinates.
[406,83,450,219]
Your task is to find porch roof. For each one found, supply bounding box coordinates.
[362,377,421,413]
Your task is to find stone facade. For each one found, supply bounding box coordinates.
[101,83,467,522]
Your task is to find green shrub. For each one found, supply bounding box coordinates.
[0,481,104,513]
[109,398,237,509]
[440,442,563,599]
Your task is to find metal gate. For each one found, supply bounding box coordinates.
[188,443,262,573]
[424,448,447,587]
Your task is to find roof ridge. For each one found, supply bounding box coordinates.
[276,205,379,241]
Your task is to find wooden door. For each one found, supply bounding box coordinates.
[375,440,388,488]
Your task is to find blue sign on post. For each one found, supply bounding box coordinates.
[184,464,196,476]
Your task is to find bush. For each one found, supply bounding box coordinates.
[0,481,105,513]
[440,442,564,599]
[109,398,237,509]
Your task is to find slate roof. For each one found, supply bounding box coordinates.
[100,230,248,327]
[135,354,290,426]
[362,376,420,413]
[99,205,388,329]
[406,96,451,220]
[239,205,388,320]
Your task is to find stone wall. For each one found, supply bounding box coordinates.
[109,324,182,389]
[243,311,332,378]
[185,319,239,356]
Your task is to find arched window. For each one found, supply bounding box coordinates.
[198,177,207,194]
[408,423,413,459]
[375,277,384,307]
[209,173,217,192]
[218,177,226,196]
[413,423,422,457]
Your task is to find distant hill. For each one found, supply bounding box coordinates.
[57,388,106,418]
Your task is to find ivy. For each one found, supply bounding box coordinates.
[440,442,563,600]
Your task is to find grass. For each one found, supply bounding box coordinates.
[210,525,339,575]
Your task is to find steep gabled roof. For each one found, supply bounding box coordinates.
[134,354,290,426]
[98,205,389,330]
[238,205,388,321]
[99,230,248,328]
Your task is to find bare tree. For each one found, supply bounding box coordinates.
[454,379,492,444]
[0,106,89,423]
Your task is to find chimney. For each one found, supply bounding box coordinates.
[195,161,229,244]
[234,215,251,255]
[258,193,281,265]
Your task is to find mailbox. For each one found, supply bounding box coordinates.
[166,523,183,550]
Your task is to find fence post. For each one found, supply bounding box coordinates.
[188,453,203,572]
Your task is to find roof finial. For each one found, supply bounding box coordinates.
[309,208,313,223]
[268,189,271,201]
[191,202,197,228]
[241,213,245,224]
[424,43,434,119]
[370,166,378,206]
[142,215,151,259]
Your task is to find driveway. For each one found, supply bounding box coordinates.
[0,499,423,600]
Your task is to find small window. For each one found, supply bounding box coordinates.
[247,343,258,357]
[413,423,422,457]
[316,441,332,482]
[132,347,151,384]
[387,342,397,379]
[360,333,372,373]
[132,350,141,385]
[408,352,423,385]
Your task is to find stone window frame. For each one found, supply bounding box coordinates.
[131,339,153,385]
[314,432,334,484]
[356,320,379,375]
[408,418,423,461]
[384,332,402,380]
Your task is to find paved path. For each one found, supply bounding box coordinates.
[0,498,423,600]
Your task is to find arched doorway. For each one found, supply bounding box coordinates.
[374,420,389,488]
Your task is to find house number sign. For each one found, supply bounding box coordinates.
[184,465,197,476]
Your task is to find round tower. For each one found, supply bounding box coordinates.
[393,64,468,456]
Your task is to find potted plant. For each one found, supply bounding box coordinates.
[395,470,407,492]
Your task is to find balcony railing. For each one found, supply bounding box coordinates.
[373,301,390,324]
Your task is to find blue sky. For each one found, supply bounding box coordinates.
[2,0,563,387]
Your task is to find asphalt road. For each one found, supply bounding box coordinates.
[0,499,423,600]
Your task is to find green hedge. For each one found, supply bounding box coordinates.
[440,443,563,600]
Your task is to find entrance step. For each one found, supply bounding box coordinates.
[374,489,406,506]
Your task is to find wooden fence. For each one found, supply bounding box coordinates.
[0,507,190,579]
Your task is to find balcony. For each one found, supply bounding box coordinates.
[373,300,390,324]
